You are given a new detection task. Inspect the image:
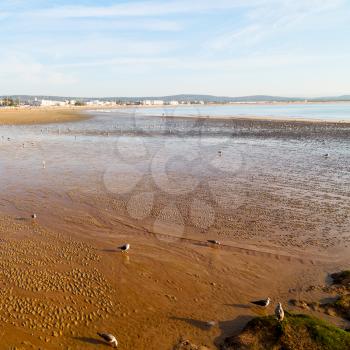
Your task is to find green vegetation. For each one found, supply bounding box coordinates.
[74,100,86,106]
[222,313,350,350]
[0,97,19,106]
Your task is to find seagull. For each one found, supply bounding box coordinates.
[207,240,221,245]
[323,153,329,158]
[31,214,37,219]
[119,243,130,252]
[275,302,285,321]
[97,333,118,347]
[218,151,222,156]
[251,297,271,308]
[42,160,46,169]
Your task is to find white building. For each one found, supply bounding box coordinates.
[40,99,67,107]
[142,100,164,105]
[86,100,105,105]
[168,100,179,105]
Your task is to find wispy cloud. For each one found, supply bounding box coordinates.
[17,17,185,32]
[208,0,346,50]
[22,0,259,18]
[0,11,10,21]
[2,37,180,62]
[0,54,77,89]
[43,51,350,71]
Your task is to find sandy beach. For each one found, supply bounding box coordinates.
[0,109,349,349]
[0,107,87,125]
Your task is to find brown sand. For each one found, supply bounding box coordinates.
[0,107,86,125]
[2,213,345,350]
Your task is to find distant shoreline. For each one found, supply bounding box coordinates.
[1,102,350,125]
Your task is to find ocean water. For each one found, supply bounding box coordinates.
[97,102,350,121]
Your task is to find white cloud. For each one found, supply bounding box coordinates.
[0,54,77,91]
[0,11,10,20]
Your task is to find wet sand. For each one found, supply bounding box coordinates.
[0,112,349,349]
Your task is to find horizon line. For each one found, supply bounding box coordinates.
[1,93,350,99]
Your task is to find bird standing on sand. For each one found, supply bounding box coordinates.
[97,333,118,347]
[207,239,221,245]
[275,302,285,321]
[42,160,46,169]
[218,150,222,156]
[31,214,37,220]
[119,243,130,252]
[251,297,271,308]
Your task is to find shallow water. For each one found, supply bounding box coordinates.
[0,111,349,251]
[93,102,350,121]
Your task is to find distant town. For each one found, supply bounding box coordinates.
[0,97,204,107]
[1,94,350,108]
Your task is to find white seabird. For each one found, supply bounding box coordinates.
[31,214,37,219]
[97,332,118,347]
[251,297,271,308]
[42,160,46,169]
[119,243,130,252]
[275,302,285,321]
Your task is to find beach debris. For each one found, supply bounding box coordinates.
[174,339,209,350]
[323,153,329,158]
[289,299,311,310]
[207,240,220,245]
[31,214,37,220]
[97,332,118,347]
[119,243,130,252]
[251,297,271,308]
[275,302,285,321]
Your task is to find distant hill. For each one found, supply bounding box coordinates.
[1,94,350,103]
[309,95,350,102]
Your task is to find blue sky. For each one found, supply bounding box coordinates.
[0,0,349,97]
